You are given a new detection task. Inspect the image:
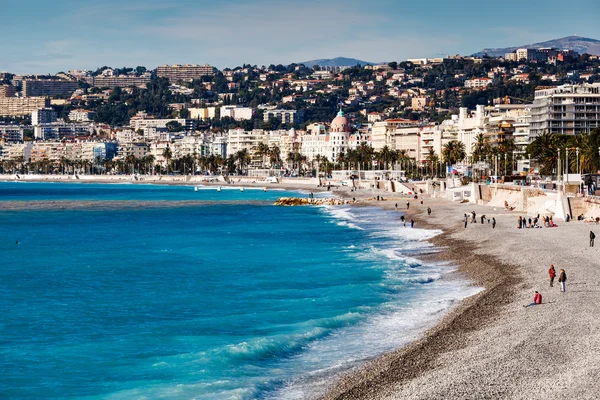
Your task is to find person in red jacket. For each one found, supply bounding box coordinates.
[524,291,542,307]
[548,265,556,287]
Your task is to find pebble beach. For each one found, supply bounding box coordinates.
[323,194,600,399]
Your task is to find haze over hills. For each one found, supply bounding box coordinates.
[298,57,376,68]
[473,35,600,57]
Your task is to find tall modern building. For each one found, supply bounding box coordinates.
[0,84,16,98]
[156,64,215,82]
[31,108,57,125]
[0,97,50,116]
[530,84,600,137]
[23,79,79,97]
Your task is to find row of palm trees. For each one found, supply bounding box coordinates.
[528,129,600,175]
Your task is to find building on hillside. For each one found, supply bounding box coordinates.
[0,97,49,116]
[530,83,600,137]
[0,84,16,98]
[31,108,57,125]
[263,109,304,125]
[0,125,24,142]
[189,107,217,120]
[22,79,79,97]
[156,64,215,82]
[465,77,492,89]
[69,109,96,122]
[129,117,195,132]
[220,106,254,121]
[33,123,93,140]
[515,48,548,63]
[92,74,152,88]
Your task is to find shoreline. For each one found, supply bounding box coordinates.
[4,178,599,397]
[323,195,600,399]
[321,198,522,399]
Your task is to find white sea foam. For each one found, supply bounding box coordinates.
[266,205,483,400]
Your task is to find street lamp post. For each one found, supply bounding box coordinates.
[566,148,569,184]
[504,153,507,176]
[576,147,579,175]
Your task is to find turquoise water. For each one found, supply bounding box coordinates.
[0,182,478,399]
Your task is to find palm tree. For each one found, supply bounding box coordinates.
[442,141,466,165]
[527,132,562,175]
[162,147,173,174]
[378,145,392,170]
[235,149,250,175]
[269,145,281,168]
[125,155,137,174]
[426,148,440,176]
[472,133,490,162]
[256,142,270,169]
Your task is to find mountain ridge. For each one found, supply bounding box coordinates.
[298,57,377,68]
[473,35,600,57]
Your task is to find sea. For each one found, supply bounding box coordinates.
[0,181,480,399]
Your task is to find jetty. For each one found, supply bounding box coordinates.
[274,197,354,206]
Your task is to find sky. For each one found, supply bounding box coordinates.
[2,0,600,74]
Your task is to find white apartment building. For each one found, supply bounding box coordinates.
[69,109,95,122]
[515,48,548,63]
[456,106,487,157]
[172,135,210,159]
[530,83,600,137]
[130,117,194,131]
[371,119,420,151]
[465,77,492,89]
[227,128,269,167]
[220,106,253,121]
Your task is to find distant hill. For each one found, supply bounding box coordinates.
[298,57,376,68]
[473,36,600,57]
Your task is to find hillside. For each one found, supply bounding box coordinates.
[298,57,375,68]
[473,36,600,57]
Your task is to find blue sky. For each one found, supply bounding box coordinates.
[2,0,600,74]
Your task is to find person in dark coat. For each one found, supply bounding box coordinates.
[558,269,567,292]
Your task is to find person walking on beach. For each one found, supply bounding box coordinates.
[492,217,496,229]
[427,207,432,216]
[464,213,468,229]
[549,264,556,287]
[590,231,596,247]
[518,216,522,229]
[524,291,543,307]
[410,219,415,228]
[558,269,567,292]
[395,203,398,211]
[406,201,410,210]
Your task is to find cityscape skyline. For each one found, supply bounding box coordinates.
[2,0,600,74]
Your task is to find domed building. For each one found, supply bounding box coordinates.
[302,108,355,163]
[330,109,351,133]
